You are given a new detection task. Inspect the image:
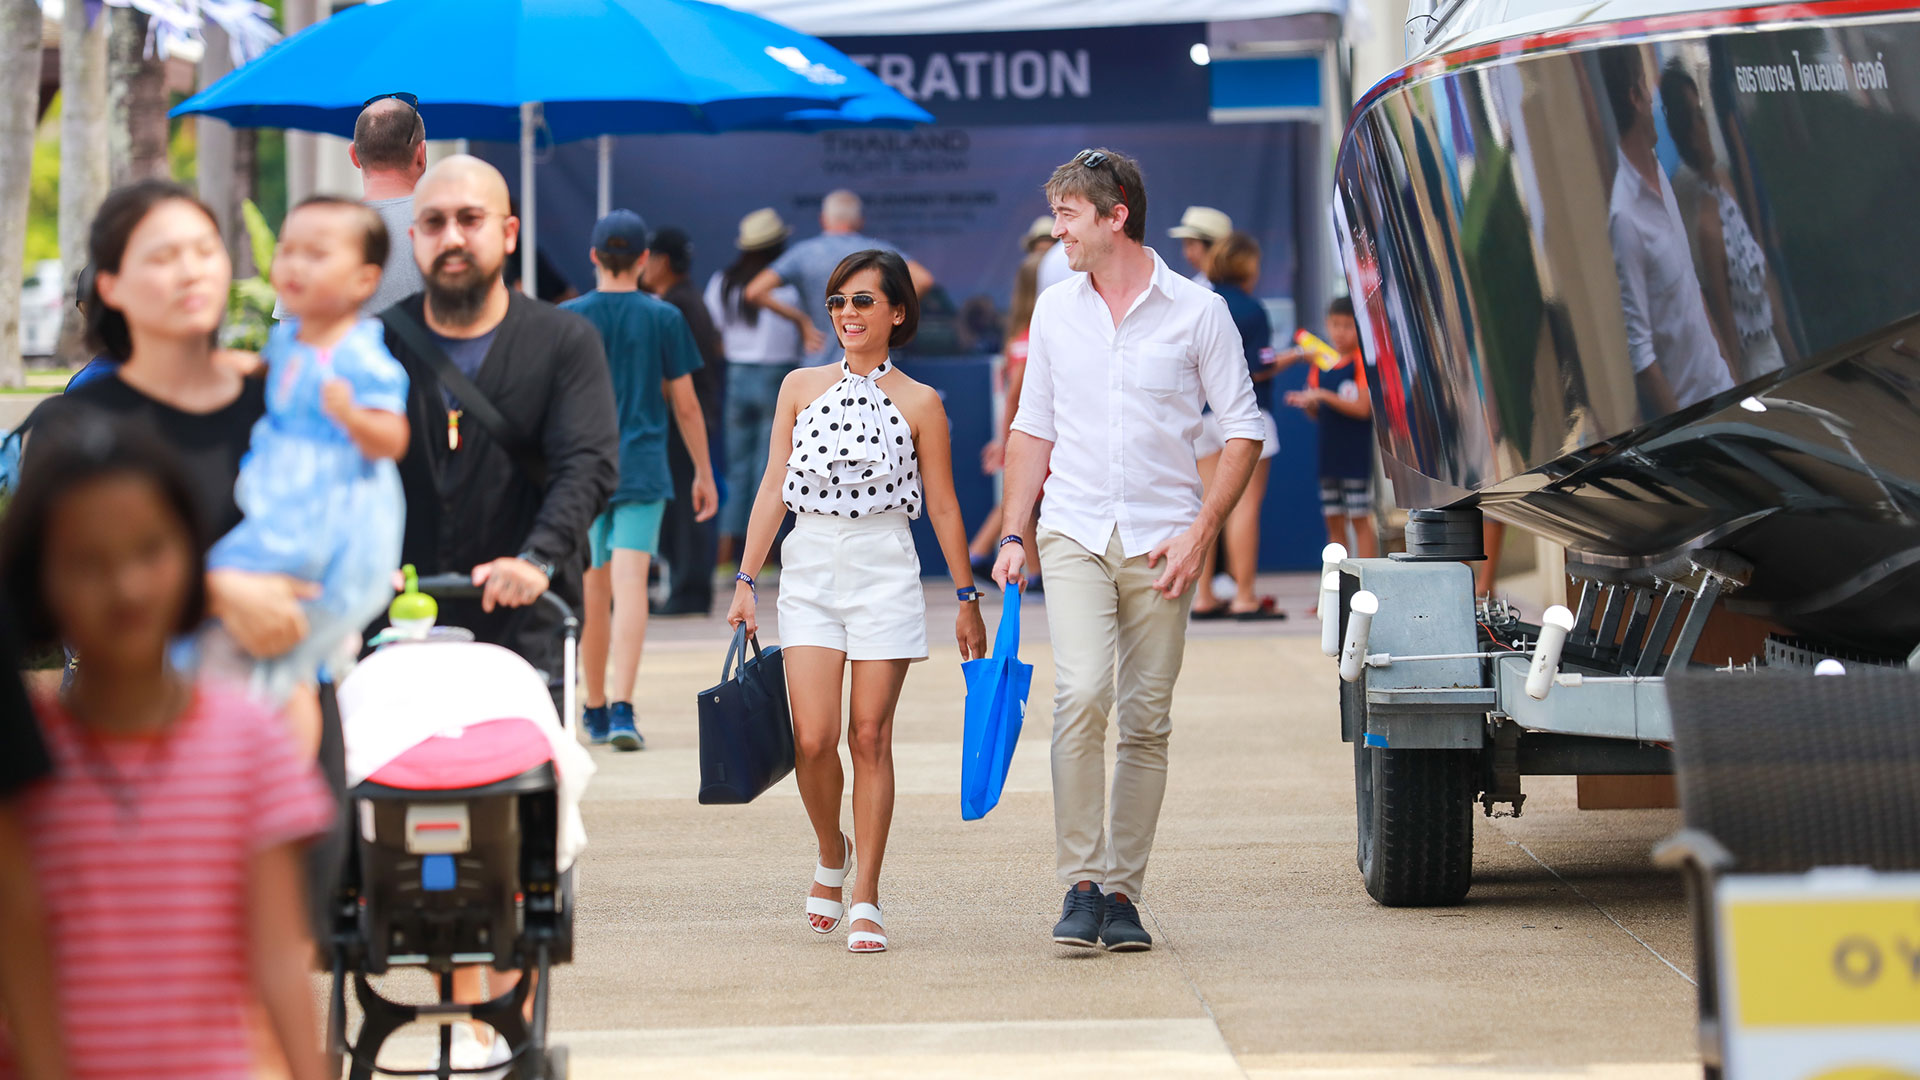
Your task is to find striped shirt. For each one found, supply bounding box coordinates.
[0,682,333,1080]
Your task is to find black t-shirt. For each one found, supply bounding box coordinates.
[0,604,51,797]
[26,373,267,541]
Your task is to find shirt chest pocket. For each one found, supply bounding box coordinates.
[1129,342,1190,396]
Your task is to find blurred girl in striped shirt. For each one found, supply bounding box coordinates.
[0,416,333,1080]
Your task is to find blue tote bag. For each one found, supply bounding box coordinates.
[960,584,1034,820]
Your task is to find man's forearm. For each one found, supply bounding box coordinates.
[1197,438,1260,537]
[1000,430,1053,536]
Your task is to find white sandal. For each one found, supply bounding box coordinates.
[806,833,853,934]
[846,902,888,954]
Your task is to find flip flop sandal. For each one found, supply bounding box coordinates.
[847,902,888,954]
[1191,605,1233,621]
[807,833,853,934]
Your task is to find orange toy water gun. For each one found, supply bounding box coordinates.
[1293,329,1343,371]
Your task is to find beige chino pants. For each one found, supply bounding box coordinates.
[1038,527,1193,900]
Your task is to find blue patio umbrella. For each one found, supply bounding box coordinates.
[172,0,928,286]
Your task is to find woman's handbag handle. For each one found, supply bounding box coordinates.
[994,583,1022,659]
[721,623,767,681]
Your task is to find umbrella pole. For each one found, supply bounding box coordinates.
[521,101,537,299]
[597,135,612,219]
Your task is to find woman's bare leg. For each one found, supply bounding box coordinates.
[1226,458,1270,612]
[1193,452,1223,611]
[846,658,910,949]
[785,645,849,929]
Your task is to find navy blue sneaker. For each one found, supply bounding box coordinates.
[583,704,611,745]
[608,702,644,751]
[1052,881,1105,948]
[1098,892,1153,952]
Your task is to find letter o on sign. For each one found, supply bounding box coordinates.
[1832,935,1882,987]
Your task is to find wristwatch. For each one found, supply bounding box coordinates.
[516,550,555,580]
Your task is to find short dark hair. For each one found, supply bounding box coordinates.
[86,180,222,363]
[826,249,918,348]
[1659,60,1705,171]
[647,227,694,276]
[353,97,424,171]
[0,411,209,652]
[1599,46,1647,135]
[1044,148,1147,243]
[1329,295,1355,319]
[291,195,390,268]
[595,248,641,276]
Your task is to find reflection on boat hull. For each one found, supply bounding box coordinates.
[1336,2,1920,653]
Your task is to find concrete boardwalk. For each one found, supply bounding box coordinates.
[363,577,1701,1078]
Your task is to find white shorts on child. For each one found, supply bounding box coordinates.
[776,511,928,662]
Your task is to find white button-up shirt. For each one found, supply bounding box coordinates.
[1012,248,1264,558]
[1608,151,1733,410]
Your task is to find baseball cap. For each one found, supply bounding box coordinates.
[591,209,649,255]
[647,227,694,274]
[1168,206,1232,243]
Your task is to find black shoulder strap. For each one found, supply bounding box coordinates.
[381,307,547,489]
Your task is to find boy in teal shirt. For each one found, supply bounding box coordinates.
[562,210,717,750]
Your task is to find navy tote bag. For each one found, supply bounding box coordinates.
[697,625,795,804]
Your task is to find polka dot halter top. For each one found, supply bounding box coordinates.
[784,357,922,520]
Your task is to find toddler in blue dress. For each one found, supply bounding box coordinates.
[203,196,411,721]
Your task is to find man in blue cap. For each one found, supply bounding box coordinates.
[562,210,718,750]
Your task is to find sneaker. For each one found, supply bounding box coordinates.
[608,701,645,751]
[1052,881,1105,948]
[583,704,611,745]
[433,1025,510,1080]
[1098,892,1153,952]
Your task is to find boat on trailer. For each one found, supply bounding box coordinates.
[1327,0,1920,906]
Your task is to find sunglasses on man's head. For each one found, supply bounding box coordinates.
[1073,148,1127,204]
[825,292,880,311]
[364,91,420,109]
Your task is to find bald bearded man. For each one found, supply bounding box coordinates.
[380,155,618,695]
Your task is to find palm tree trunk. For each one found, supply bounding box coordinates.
[108,6,168,184]
[0,0,44,389]
[57,0,110,367]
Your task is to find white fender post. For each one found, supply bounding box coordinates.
[1340,591,1378,684]
[1320,572,1342,657]
[1319,543,1348,658]
[1526,605,1577,700]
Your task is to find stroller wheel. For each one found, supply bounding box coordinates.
[543,1045,569,1080]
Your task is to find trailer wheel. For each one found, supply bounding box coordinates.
[1354,736,1475,906]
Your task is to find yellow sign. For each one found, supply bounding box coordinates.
[1728,896,1920,1027]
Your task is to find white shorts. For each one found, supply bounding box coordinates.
[777,511,928,661]
[1195,409,1280,461]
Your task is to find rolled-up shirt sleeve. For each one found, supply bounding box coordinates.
[1197,295,1263,442]
[1009,296,1058,443]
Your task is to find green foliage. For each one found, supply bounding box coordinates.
[224,199,279,351]
[25,96,62,265]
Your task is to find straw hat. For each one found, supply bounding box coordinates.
[735,208,791,251]
[1023,215,1055,250]
[1168,206,1233,243]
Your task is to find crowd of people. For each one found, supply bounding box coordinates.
[0,83,1381,1078]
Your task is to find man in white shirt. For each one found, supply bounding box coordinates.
[1599,47,1734,414]
[993,149,1264,952]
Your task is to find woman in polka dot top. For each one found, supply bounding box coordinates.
[727,250,986,955]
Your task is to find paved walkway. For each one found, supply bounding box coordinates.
[357,576,1700,1078]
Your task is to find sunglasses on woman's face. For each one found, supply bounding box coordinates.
[825,292,880,311]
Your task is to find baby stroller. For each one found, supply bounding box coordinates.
[322,575,592,1080]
